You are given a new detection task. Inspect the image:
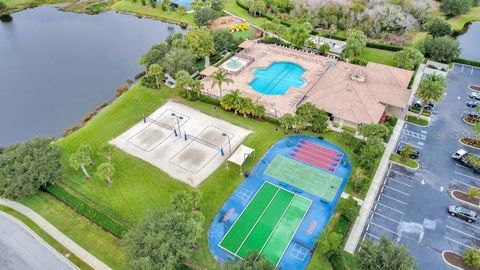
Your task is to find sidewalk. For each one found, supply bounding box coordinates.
[0,199,111,270]
[344,64,426,254]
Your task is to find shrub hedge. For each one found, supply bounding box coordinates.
[44,184,127,237]
[454,58,480,68]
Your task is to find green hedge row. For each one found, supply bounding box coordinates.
[454,57,480,68]
[366,42,403,52]
[44,184,127,237]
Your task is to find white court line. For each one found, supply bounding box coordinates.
[389,170,414,179]
[446,226,480,241]
[384,185,410,196]
[375,201,405,214]
[387,177,413,188]
[372,212,400,224]
[380,194,408,205]
[454,171,480,182]
[448,216,480,230]
[454,179,477,188]
[445,236,472,249]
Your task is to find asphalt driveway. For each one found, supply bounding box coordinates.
[0,213,74,270]
[362,64,480,269]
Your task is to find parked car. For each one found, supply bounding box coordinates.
[466,101,480,108]
[468,111,480,118]
[452,149,480,174]
[396,146,420,159]
[448,205,478,223]
[413,101,434,110]
[470,92,480,100]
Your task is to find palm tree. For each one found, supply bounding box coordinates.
[252,104,266,119]
[175,70,192,96]
[69,145,93,179]
[96,162,115,184]
[148,64,163,89]
[220,89,241,113]
[293,114,308,133]
[238,97,254,117]
[415,75,446,118]
[400,144,414,162]
[186,79,203,101]
[280,114,295,134]
[211,70,233,98]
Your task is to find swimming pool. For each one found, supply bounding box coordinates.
[250,62,306,95]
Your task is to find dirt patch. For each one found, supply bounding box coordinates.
[470,85,480,92]
[210,16,242,30]
[443,251,478,270]
[453,190,480,206]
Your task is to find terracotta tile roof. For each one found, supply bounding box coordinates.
[305,62,413,125]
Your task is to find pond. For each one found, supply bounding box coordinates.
[0,7,184,147]
[457,22,480,61]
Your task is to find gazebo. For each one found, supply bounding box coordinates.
[226,144,255,174]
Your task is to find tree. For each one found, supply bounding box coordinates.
[468,187,480,198]
[220,89,242,112]
[211,0,226,12]
[223,251,274,270]
[423,35,460,63]
[473,121,480,140]
[280,114,295,133]
[318,231,343,257]
[99,143,114,163]
[238,97,255,117]
[251,104,266,119]
[464,245,480,268]
[400,144,415,162]
[350,167,369,193]
[296,103,328,132]
[359,124,390,140]
[415,74,446,117]
[123,209,204,270]
[0,137,62,200]
[426,17,452,37]
[343,29,367,60]
[193,7,217,26]
[148,63,163,89]
[175,70,193,96]
[363,2,417,37]
[138,43,169,70]
[358,137,384,171]
[0,1,6,14]
[69,145,93,179]
[186,79,203,101]
[357,237,416,270]
[211,70,233,98]
[170,189,202,214]
[246,0,266,17]
[185,27,216,67]
[213,29,236,53]
[337,196,359,222]
[287,22,313,47]
[163,48,196,75]
[96,162,115,184]
[440,0,472,17]
[394,47,425,70]
[293,114,308,133]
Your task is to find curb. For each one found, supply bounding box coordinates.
[405,118,430,128]
[462,117,475,126]
[442,250,466,270]
[450,189,480,210]
[459,138,480,150]
[388,159,420,170]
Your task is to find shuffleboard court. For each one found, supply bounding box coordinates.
[264,155,342,201]
[219,182,311,266]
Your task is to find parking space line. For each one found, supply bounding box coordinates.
[369,221,398,235]
[454,179,477,188]
[380,194,407,205]
[398,141,423,150]
[448,216,480,230]
[365,232,381,240]
[389,170,414,179]
[456,163,470,170]
[387,177,413,188]
[373,212,400,224]
[375,202,405,214]
[445,236,472,249]
[402,130,426,140]
[446,226,480,241]
[454,171,480,182]
[384,185,410,196]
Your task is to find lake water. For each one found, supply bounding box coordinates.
[0,7,183,146]
[457,22,480,61]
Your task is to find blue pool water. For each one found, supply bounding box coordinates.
[250,62,306,95]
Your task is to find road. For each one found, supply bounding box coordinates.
[362,64,480,269]
[0,213,74,270]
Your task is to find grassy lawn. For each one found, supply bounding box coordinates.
[448,7,480,32]
[390,154,419,169]
[3,0,68,11]
[0,205,92,270]
[225,0,270,27]
[21,193,125,269]
[111,0,194,25]
[360,47,397,67]
[405,115,429,127]
[232,27,254,40]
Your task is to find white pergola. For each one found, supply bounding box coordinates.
[227,144,255,174]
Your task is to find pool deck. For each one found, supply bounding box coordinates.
[201,43,329,117]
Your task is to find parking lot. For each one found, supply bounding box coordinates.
[362,64,480,269]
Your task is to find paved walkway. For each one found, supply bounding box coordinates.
[344,64,426,253]
[0,199,111,270]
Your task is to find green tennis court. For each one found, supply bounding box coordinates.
[264,155,342,201]
[219,182,311,266]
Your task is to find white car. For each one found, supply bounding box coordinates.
[470,92,480,100]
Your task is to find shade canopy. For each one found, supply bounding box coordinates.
[227,144,255,166]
